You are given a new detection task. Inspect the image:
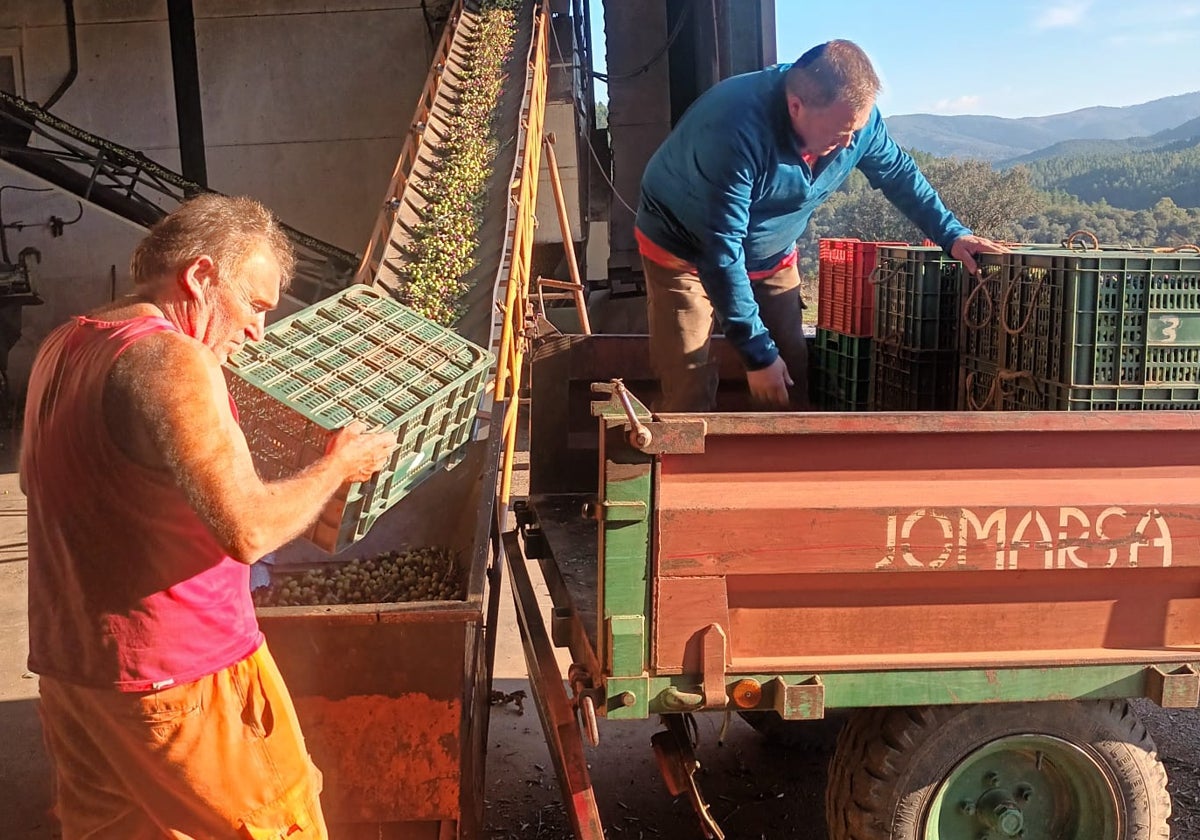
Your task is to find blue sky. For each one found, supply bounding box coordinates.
[590,0,1200,119]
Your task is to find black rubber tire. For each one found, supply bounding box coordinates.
[738,709,847,750]
[825,700,1171,840]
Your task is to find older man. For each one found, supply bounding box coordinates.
[637,39,1006,411]
[22,194,395,838]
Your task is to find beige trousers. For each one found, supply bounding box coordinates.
[643,258,810,412]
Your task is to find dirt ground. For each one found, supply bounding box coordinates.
[5,426,1200,839]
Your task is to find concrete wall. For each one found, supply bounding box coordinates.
[0,0,433,396]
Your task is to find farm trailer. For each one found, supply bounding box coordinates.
[504,332,1197,840]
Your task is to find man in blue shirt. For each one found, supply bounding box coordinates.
[636,39,1005,411]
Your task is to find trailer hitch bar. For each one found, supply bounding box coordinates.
[610,378,653,449]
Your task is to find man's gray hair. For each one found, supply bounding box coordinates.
[785,40,881,112]
[130,194,295,293]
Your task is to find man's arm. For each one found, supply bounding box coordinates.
[688,133,779,372]
[108,332,396,563]
[854,107,971,251]
[855,108,1007,272]
[685,133,796,406]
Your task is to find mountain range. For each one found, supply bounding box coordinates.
[885,92,1200,162]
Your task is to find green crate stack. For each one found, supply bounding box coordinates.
[226,285,494,552]
[959,252,1061,410]
[960,249,1200,410]
[960,363,1051,412]
[814,328,871,411]
[870,246,962,410]
[873,345,961,411]
[873,246,962,351]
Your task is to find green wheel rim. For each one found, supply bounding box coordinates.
[923,734,1120,840]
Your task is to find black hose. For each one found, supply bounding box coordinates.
[43,0,78,111]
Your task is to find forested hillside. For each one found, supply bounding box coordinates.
[798,155,1200,279]
[1000,116,1200,166]
[1019,138,1200,209]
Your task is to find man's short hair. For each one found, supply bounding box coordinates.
[130,194,296,293]
[785,40,881,112]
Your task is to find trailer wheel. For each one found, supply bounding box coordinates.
[826,701,1170,840]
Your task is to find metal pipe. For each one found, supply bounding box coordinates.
[43,0,78,111]
[759,0,777,67]
[611,379,652,449]
[167,0,208,187]
[542,133,592,334]
[709,0,724,82]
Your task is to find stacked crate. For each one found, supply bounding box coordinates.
[814,239,899,410]
[870,246,963,410]
[959,249,1200,410]
[813,329,871,411]
[226,285,494,552]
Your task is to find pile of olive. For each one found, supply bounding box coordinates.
[253,547,464,607]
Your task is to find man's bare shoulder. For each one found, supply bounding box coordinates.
[105,329,231,469]
[111,328,218,394]
[107,327,223,420]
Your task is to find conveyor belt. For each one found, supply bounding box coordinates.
[0,89,357,310]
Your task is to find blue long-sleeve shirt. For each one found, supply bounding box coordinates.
[636,63,971,370]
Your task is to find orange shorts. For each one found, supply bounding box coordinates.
[38,642,327,840]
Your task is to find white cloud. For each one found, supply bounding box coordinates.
[1106,0,1200,27]
[1034,1,1092,29]
[929,95,982,115]
[1154,1,1200,19]
[1106,28,1200,46]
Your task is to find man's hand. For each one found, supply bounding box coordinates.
[327,421,398,483]
[950,234,1010,275]
[746,356,793,408]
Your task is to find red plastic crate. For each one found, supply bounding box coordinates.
[817,238,855,333]
[817,238,906,336]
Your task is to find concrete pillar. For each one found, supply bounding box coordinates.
[603,0,671,281]
[601,0,774,286]
[726,0,776,74]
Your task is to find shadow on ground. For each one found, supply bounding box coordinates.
[483,675,837,840]
[0,696,55,839]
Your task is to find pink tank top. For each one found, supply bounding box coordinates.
[23,314,263,691]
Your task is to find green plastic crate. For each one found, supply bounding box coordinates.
[1057,251,1200,386]
[959,358,1053,411]
[873,246,963,352]
[1045,381,1200,411]
[964,361,1200,411]
[226,285,494,553]
[871,343,958,411]
[815,328,871,411]
[961,253,1066,387]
